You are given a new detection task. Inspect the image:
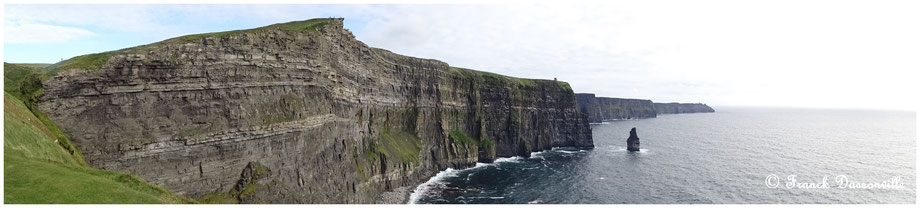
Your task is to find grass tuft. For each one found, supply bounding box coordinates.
[198,191,239,204]
[354,127,423,181]
[480,135,494,149]
[238,184,260,199]
[449,129,477,147]
[378,128,422,164]
[44,53,114,77]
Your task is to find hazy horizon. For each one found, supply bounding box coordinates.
[4,2,919,110]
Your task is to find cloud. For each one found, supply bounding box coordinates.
[347,2,919,110]
[352,4,673,100]
[4,5,167,33]
[4,21,96,43]
[3,3,917,110]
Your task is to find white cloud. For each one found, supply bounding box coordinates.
[3,3,917,110]
[4,21,95,43]
[4,5,167,33]
[349,1,920,110]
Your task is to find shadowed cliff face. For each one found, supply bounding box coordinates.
[575,93,656,123]
[575,93,714,122]
[35,18,592,203]
[654,103,715,114]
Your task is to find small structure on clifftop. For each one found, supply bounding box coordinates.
[627,127,640,151]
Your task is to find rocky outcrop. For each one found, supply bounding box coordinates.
[575,93,656,123]
[654,102,715,114]
[626,127,640,151]
[35,18,592,203]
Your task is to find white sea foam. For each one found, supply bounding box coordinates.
[553,147,588,154]
[494,156,524,163]
[408,168,458,204]
[608,146,649,154]
[557,149,579,154]
[591,118,641,125]
[408,152,549,204]
[530,151,545,157]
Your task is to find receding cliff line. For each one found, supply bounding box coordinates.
[653,102,715,114]
[575,93,714,122]
[575,93,656,123]
[35,18,592,203]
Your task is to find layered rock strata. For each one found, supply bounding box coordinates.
[36,18,593,203]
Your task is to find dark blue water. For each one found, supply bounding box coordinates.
[410,107,916,203]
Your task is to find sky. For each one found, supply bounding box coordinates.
[3,1,919,110]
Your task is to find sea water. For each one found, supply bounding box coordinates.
[410,107,916,203]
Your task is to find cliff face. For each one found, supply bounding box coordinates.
[575,93,656,123]
[575,93,714,122]
[35,18,592,203]
[654,102,715,114]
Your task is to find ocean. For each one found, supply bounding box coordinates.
[408,107,916,204]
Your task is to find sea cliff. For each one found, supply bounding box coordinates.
[575,93,656,123]
[575,93,714,122]
[34,18,592,203]
[654,102,715,114]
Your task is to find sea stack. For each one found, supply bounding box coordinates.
[627,127,640,151]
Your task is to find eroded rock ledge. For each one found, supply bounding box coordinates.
[36,18,592,203]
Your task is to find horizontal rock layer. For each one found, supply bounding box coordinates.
[36,18,592,203]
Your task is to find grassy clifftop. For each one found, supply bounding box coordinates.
[448,66,573,91]
[43,18,337,77]
[3,63,194,204]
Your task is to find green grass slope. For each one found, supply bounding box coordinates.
[3,63,194,204]
[3,19,335,203]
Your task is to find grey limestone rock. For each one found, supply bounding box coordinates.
[36,18,593,203]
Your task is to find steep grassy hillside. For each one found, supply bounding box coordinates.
[3,63,194,204]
